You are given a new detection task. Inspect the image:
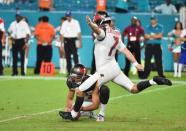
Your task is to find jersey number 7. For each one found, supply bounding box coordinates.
[108,36,119,56]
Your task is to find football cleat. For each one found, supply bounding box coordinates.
[59,111,74,120]
[153,76,172,86]
[96,114,104,122]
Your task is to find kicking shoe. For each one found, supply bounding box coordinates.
[59,111,73,120]
[96,114,104,122]
[153,76,172,86]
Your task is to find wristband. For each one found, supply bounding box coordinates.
[133,62,138,66]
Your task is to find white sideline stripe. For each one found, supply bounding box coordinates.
[0,85,179,123]
[0,76,67,81]
[0,76,186,84]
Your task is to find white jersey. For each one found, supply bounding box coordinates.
[94,25,126,69]
[79,25,134,93]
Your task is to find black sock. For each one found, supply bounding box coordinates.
[73,96,84,112]
[137,80,151,92]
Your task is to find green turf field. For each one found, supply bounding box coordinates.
[0,69,186,131]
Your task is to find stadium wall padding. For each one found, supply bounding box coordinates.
[0,11,178,71]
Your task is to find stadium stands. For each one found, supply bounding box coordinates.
[0,0,185,12]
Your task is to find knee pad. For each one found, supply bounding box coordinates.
[99,85,110,104]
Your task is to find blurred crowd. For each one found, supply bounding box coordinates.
[0,0,186,78]
[0,0,186,13]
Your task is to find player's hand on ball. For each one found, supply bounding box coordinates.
[136,64,144,71]
[74,111,81,120]
[86,15,92,25]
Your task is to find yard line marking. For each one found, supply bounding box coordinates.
[0,108,63,123]
[110,84,183,101]
[0,76,186,84]
[0,84,181,123]
[110,87,170,101]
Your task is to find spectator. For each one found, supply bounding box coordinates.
[143,16,165,79]
[0,0,14,5]
[34,16,55,74]
[178,30,186,77]
[55,16,67,74]
[0,18,5,75]
[8,14,31,76]
[60,11,82,75]
[136,19,145,48]
[123,16,144,78]
[5,29,13,67]
[131,19,145,75]
[38,0,53,11]
[154,0,177,15]
[22,17,35,74]
[168,21,184,77]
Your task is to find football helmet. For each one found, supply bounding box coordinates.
[93,11,111,26]
[66,64,87,89]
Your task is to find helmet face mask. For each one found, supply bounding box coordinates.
[70,73,83,84]
[66,64,87,90]
[93,11,111,26]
